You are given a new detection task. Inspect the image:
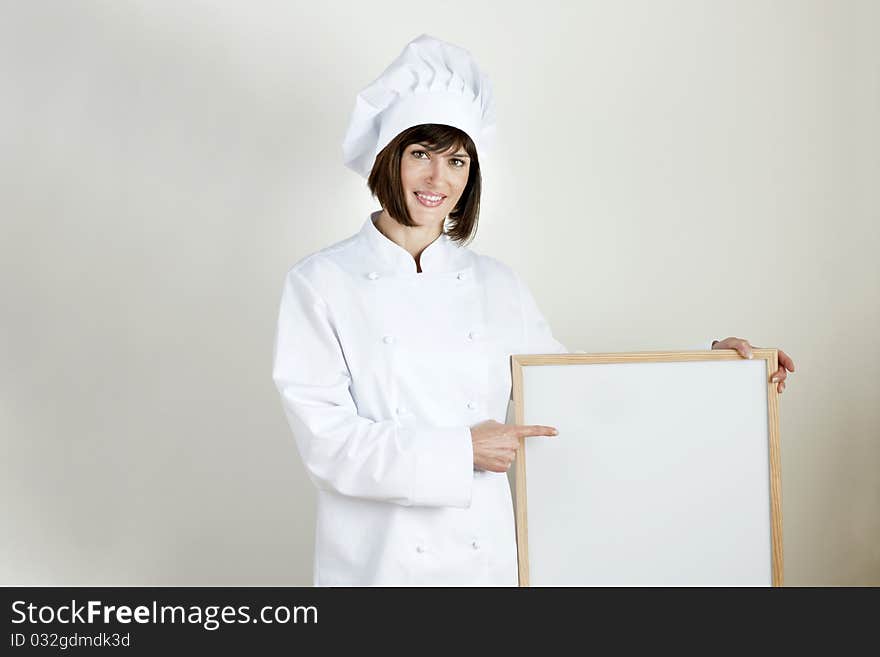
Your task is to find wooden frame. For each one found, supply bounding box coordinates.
[511,349,783,586]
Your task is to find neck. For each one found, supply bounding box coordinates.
[375,209,444,272]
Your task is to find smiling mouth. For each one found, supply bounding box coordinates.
[414,191,446,207]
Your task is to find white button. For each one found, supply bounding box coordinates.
[457,272,466,280]
[471,540,480,550]
[467,331,480,341]
[416,545,424,554]
[466,401,477,410]
[383,335,394,344]
[367,272,379,280]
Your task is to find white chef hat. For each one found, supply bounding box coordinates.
[342,33,497,179]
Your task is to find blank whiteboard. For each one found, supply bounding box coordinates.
[511,349,783,587]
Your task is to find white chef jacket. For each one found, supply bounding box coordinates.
[271,209,569,586]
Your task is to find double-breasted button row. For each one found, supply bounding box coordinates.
[369,268,479,414]
[382,331,479,344]
[414,541,480,553]
[394,397,474,412]
[366,270,468,280]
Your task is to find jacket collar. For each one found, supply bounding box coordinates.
[360,209,465,275]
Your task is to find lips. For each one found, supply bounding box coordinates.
[414,191,445,207]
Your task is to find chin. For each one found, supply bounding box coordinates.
[406,205,446,225]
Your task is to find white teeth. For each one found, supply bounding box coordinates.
[416,192,443,202]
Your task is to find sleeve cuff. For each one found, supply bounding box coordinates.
[409,425,474,508]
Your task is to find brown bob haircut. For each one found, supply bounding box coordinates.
[367,123,482,245]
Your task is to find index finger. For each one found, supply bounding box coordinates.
[516,425,559,438]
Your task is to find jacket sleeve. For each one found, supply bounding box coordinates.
[271,268,474,508]
[515,272,569,354]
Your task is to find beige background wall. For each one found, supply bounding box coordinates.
[2,1,877,585]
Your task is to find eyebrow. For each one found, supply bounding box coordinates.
[414,143,470,158]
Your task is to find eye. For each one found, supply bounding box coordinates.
[411,149,467,168]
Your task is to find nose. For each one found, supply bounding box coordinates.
[424,156,446,185]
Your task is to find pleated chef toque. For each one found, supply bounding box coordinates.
[342,34,497,179]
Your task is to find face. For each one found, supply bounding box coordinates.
[399,141,471,228]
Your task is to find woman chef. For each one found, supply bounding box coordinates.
[271,34,796,586]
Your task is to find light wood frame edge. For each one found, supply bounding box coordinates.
[511,349,784,587]
[511,355,529,587]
